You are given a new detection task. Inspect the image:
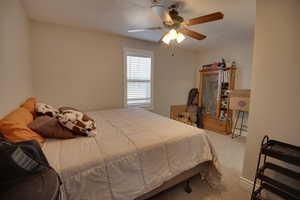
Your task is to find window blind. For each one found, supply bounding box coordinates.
[127,55,152,106]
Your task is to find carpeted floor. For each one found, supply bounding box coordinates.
[150,131,250,200]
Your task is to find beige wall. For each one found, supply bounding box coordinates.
[196,38,254,89]
[243,0,300,184]
[0,0,33,117]
[31,21,198,116]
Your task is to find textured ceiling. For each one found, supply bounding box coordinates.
[22,0,255,50]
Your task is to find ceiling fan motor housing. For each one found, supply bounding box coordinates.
[151,0,174,25]
[169,9,184,24]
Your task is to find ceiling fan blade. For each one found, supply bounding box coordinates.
[185,12,224,26]
[128,29,146,33]
[179,29,206,40]
[151,1,174,25]
[128,27,163,32]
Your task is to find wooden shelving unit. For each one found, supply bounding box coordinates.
[198,67,236,134]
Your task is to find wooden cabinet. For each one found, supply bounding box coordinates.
[198,67,236,134]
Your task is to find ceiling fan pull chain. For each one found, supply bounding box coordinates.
[170,42,176,56]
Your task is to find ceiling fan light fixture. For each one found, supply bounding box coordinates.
[176,32,185,43]
[162,29,186,44]
[162,33,171,44]
[168,29,177,40]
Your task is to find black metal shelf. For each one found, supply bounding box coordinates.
[252,184,300,200]
[257,174,300,198]
[251,136,300,200]
[262,140,300,166]
[261,162,300,180]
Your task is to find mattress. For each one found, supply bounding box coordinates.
[42,108,221,200]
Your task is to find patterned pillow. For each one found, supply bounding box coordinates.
[35,103,59,117]
[58,107,79,112]
[57,109,97,137]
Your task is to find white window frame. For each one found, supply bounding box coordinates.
[123,48,154,108]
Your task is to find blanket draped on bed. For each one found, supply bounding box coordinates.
[42,108,221,200]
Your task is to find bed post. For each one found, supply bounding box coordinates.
[183,179,192,193]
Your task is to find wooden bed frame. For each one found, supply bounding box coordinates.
[135,161,210,200]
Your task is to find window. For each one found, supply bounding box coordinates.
[124,48,153,107]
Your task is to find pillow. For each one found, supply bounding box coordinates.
[59,107,78,112]
[0,107,33,125]
[20,97,37,117]
[35,103,59,117]
[57,109,97,137]
[0,108,44,145]
[28,116,75,139]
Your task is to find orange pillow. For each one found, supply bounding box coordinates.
[1,107,33,125]
[0,107,44,145]
[20,97,37,117]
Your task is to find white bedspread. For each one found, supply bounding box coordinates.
[42,108,221,200]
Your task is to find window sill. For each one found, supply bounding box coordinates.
[126,104,154,111]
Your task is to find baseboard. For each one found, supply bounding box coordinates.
[240,176,255,192]
[241,177,285,200]
[231,130,248,137]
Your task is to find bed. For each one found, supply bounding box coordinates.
[42,108,221,200]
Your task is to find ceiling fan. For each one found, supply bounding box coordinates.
[128,0,224,45]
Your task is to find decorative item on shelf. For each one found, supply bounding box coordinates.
[202,59,227,70]
[218,58,226,68]
[231,61,236,68]
[219,70,230,85]
[220,101,227,109]
[202,64,212,70]
[224,90,230,96]
[219,110,226,121]
[211,62,218,69]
